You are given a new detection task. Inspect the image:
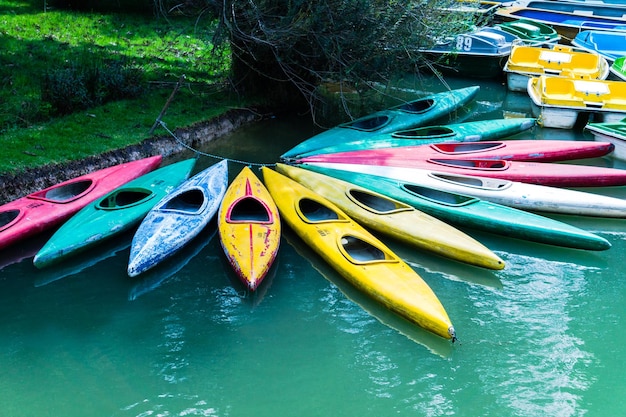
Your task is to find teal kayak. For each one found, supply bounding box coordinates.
[33,158,196,269]
[281,86,480,160]
[286,118,536,160]
[298,163,611,251]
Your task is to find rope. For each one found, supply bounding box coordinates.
[158,120,274,168]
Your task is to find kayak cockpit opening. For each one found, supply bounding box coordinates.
[98,188,154,210]
[340,235,393,264]
[392,126,454,139]
[0,209,20,230]
[227,196,272,223]
[163,189,205,214]
[298,198,344,223]
[343,115,391,132]
[402,184,479,206]
[347,189,412,214]
[397,98,434,114]
[29,180,94,203]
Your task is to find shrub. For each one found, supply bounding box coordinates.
[41,59,145,115]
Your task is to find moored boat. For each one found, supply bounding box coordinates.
[504,44,609,92]
[33,158,196,269]
[297,139,614,164]
[297,163,611,251]
[281,86,480,160]
[494,18,561,45]
[0,155,163,252]
[585,117,626,160]
[300,156,626,187]
[301,162,626,218]
[261,166,457,340]
[274,163,505,270]
[527,75,626,129]
[284,118,536,160]
[417,26,519,78]
[127,159,229,277]
[218,166,280,291]
[495,1,626,43]
[609,57,626,81]
[572,30,626,63]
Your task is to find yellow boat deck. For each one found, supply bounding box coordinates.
[506,45,609,79]
[531,75,626,110]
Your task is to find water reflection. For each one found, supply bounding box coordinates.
[472,252,594,417]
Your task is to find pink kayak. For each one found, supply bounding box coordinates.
[299,157,626,187]
[0,155,163,251]
[298,140,615,164]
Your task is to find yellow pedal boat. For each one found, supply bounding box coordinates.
[504,44,609,92]
[275,163,504,270]
[261,167,456,340]
[528,75,626,129]
[218,166,281,291]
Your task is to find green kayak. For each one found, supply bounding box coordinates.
[281,86,480,160]
[33,158,196,269]
[285,118,536,160]
[298,163,611,251]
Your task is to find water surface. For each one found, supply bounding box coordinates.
[1,76,625,417]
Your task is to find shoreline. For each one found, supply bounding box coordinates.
[0,108,262,205]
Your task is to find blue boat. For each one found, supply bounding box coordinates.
[572,30,626,63]
[417,26,519,78]
[496,1,626,42]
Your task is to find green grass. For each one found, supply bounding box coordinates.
[0,0,244,174]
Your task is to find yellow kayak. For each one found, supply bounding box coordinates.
[261,167,456,340]
[275,163,504,270]
[218,166,281,291]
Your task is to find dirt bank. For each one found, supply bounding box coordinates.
[0,108,261,205]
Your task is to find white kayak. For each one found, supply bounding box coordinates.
[300,162,626,218]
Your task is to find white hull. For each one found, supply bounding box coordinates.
[302,162,626,218]
[527,77,626,129]
[586,127,626,160]
[505,72,530,92]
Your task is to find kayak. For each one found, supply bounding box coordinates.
[281,86,480,160]
[33,158,196,269]
[0,155,162,251]
[297,163,611,251]
[285,118,537,160]
[275,163,504,270]
[218,166,281,291]
[304,157,626,187]
[302,162,626,218]
[261,166,456,340]
[297,140,614,164]
[127,159,228,277]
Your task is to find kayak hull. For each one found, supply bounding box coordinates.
[218,166,281,291]
[128,159,229,277]
[298,140,614,164]
[298,163,611,251]
[262,167,456,340]
[281,86,480,159]
[275,163,504,270]
[33,159,196,269]
[287,118,537,160]
[0,155,163,251]
[305,162,626,218]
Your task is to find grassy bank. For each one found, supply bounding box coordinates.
[0,0,248,174]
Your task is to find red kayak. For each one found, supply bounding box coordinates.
[0,155,163,251]
[302,157,626,187]
[298,140,615,164]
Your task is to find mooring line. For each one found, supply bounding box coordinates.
[158,120,274,167]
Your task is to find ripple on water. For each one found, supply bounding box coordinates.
[468,252,595,417]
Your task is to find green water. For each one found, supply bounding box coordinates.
[1,78,625,417]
